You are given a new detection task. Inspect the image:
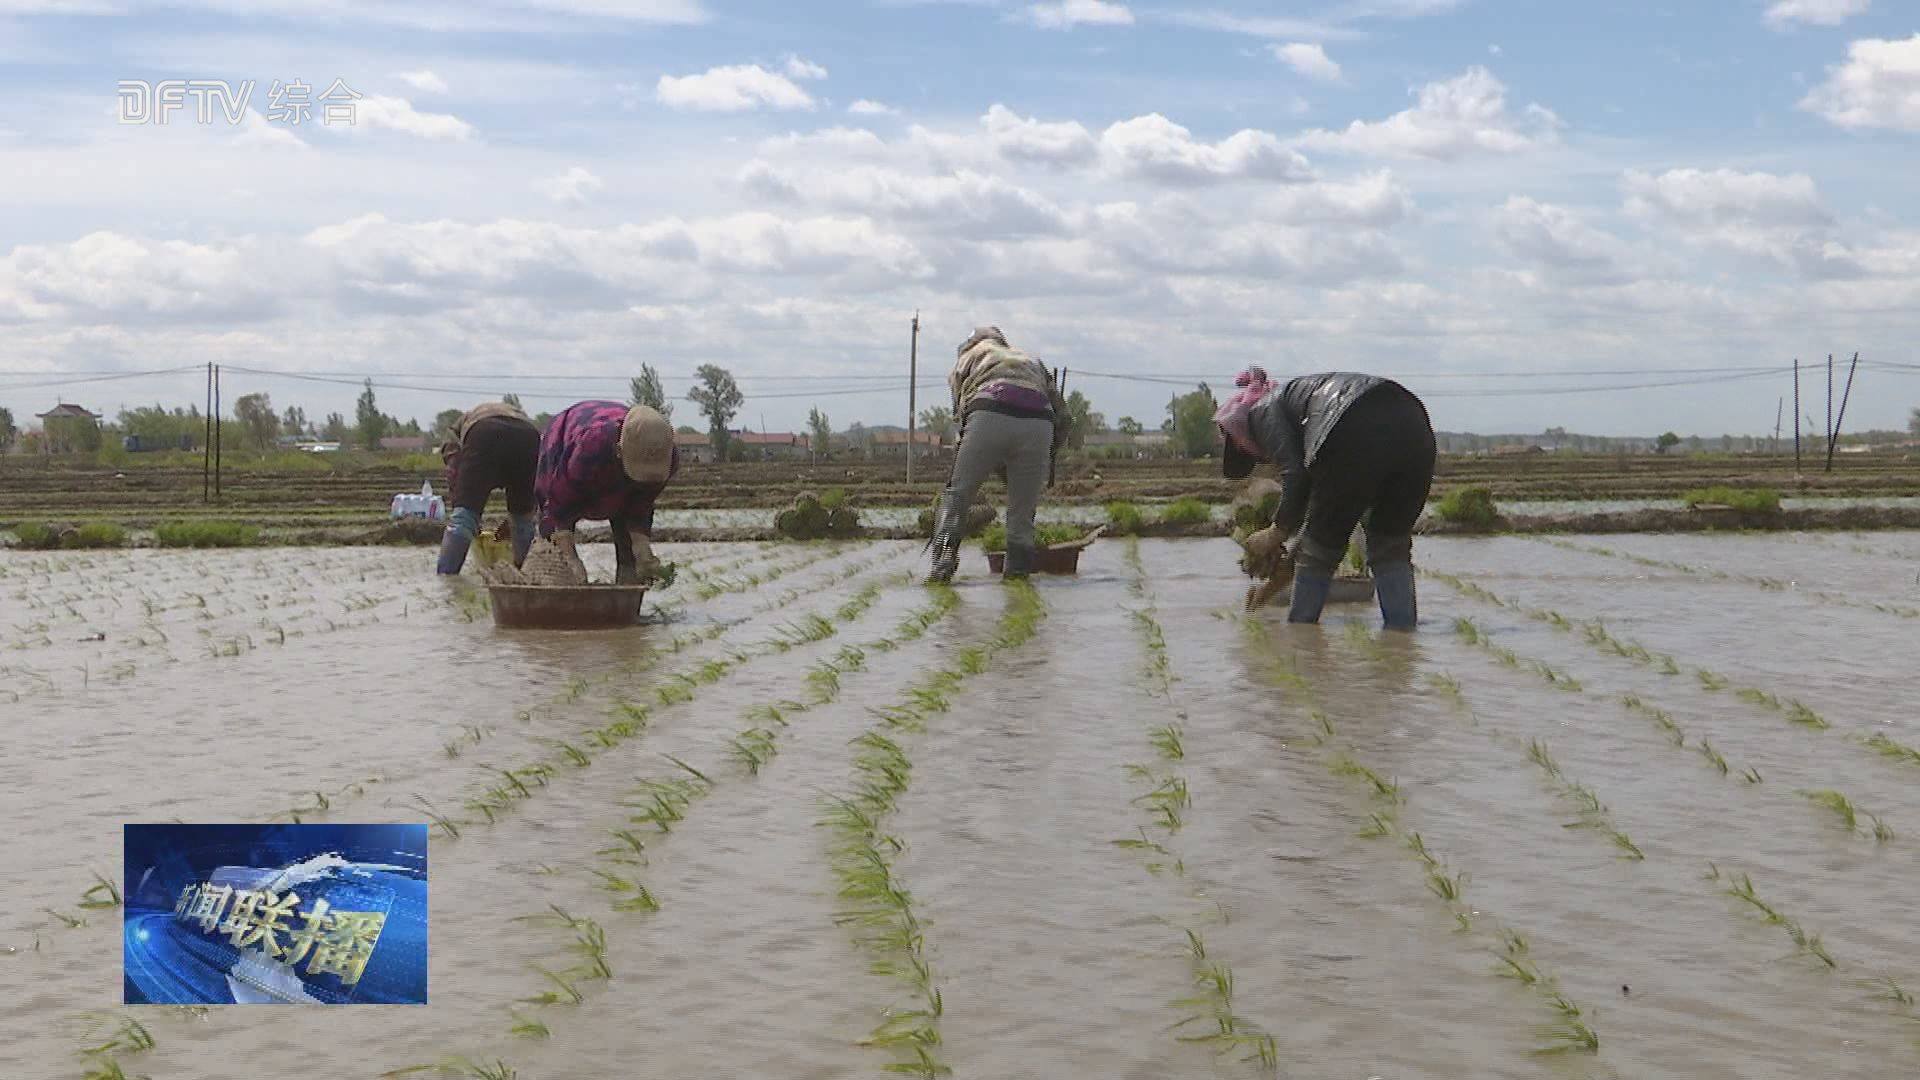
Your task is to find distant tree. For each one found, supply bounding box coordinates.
[1910,408,1920,437]
[1167,383,1219,458]
[687,364,744,461]
[629,364,674,422]
[232,393,279,450]
[432,409,465,443]
[1655,431,1680,455]
[502,393,524,411]
[0,406,14,450]
[1686,435,1703,453]
[807,407,832,462]
[846,421,870,460]
[117,404,200,449]
[322,412,350,443]
[281,405,309,438]
[675,425,698,435]
[1062,390,1097,450]
[917,406,954,444]
[42,409,103,454]
[355,380,388,449]
[1115,415,1143,437]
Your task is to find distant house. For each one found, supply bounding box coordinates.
[380,435,430,453]
[870,431,944,459]
[675,431,714,464]
[36,403,102,454]
[732,431,809,461]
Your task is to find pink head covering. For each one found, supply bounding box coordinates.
[1213,366,1272,457]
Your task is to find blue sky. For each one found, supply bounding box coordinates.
[1,0,1917,436]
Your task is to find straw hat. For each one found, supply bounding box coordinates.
[620,405,674,483]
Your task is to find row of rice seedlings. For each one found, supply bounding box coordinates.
[1243,617,1602,1057]
[1450,618,1581,690]
[1430,573,1920,791]
[1534,537,1920,619]
[75,1013,157,1080]
[1525,740,1645,859]
[1708,864,1839,969]
[1798,789,1895,841]
[821,579,1045,1077]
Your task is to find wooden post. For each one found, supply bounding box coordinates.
[1825,353,1834,459]
[1827,351,1859,473]
[1773,397,1782,455]
[906,311,919,485]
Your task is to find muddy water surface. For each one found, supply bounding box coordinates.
[3,536,1916,1079]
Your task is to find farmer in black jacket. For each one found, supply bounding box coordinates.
[1216,367,1435,629]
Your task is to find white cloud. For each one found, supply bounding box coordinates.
[656,64,816,112]
[1101,113,1312,183]
[1763,0,1870,30]
[983,104,1098,166]
[349,95,476,140]
[1022,0,1133,29]
[1488,43,1502,56]
[739,161,1073,235]
[1155,10,1360,42]
[1800,33,1920,132]
[1622,168,1831,228]
[1491,196,1628,274]
[1274,42,1341,82]
[233,108,306,149]
[1295,67,1560,159]
[783,55,828,80]
[536,166,605,205]
[848,99,900,116]
[0,0,711,30]
[394,70,448,95]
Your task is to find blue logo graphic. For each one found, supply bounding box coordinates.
[123,823,427,1005]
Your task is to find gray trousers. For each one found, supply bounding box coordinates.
[948,411,1052,554]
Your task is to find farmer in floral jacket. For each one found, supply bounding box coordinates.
[534,401,677,585]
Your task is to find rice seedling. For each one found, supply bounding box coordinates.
[78,1017,154,1057]
[1784,700,1829,729]
[78,872,122,909]
[1873,977,1915,1007]
[1696,740,1730,775]
[507,1013,549,1040]
[1149,724,1185,760]
[45,907,86,928]
[1862,732,1920,767]
[1426,866,1467,902]
[727,727,780,775]
[520,965,584,1006]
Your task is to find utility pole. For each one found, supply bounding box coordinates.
[1792,358,1801,475]
[1826,351,1859,473]
[1773,397,1783,454]
[906,310,919,485]
[212,363,223,500]
[203,362,213,503]
[1825,353,1834,458]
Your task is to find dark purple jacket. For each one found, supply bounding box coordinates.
[535,401,679,537]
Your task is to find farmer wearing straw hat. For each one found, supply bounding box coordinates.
[926,327,1068,583]
[436,400,541,575]
[532,401,678,585]
[1217,368,1435,629]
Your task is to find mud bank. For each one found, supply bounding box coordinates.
[1421,504,1920,536]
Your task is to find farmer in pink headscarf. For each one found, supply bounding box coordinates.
[1216,368,1435,629]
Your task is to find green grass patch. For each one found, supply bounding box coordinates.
[1681,486,1781,513]
[977,522,1090,551]
[1105,501,1146,535]
[1433,486,1500,527]
[10,521,128,549]
[154,520,261,548]
[1157,497,1211,526]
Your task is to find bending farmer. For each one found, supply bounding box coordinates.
[1217,368,1436,629]
[436,401,541,575]
[928,327,1065,582]
[534,401,677,585]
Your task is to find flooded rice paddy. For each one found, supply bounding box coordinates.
[3,533,1918,1079]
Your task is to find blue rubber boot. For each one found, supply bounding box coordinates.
[510,513,536,567]
[436,507,481,575]
[1286,566,1334,624]
[1373,561,1418,630]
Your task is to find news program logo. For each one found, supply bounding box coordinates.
[123,823,427,1005]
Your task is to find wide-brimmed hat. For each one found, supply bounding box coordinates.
[620,405,674,483]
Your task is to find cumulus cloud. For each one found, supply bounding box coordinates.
[1021,0,1133,29]
[656,64,816,112]
[783,55,828,80]
[1800,33,1920,132]
[233,108,306,149]
[1101,113,1312,183]
[350,96,476,140]
[394,70,448,94]
[1294,67,1560,159]
[1274,42,1341,82]
[536,166,606,205]
[1763,0,1870,29]
[1622,168,1831,227]
[738,161,1073,235]
[983,104,1098,166]
[1491,196,1629,275]
[848,99,899,116]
